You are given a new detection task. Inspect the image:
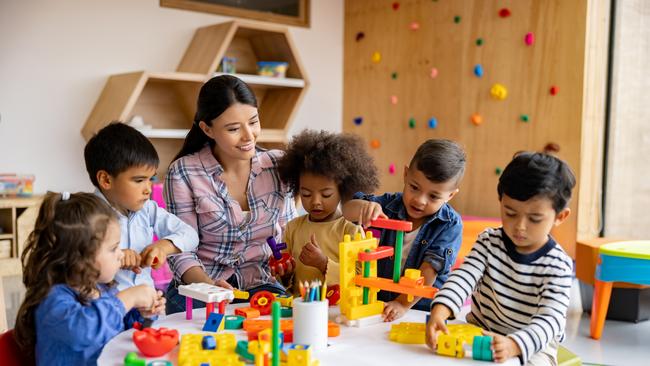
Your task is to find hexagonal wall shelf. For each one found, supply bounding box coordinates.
[82,20,309,178]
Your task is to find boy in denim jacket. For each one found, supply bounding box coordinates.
[343,139,466,320]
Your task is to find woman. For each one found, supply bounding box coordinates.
[164,75,296,313]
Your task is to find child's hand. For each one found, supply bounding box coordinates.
[117,284,159,310]
[383,300,408,322]
[271,257,296,278]
[358,201,386,228]
[482,331,521,363]
[121,249,142,274]
[140,239,178,269]
[138,290,166,317]
[213,278,234,290]
[299,234,327,274]
[425,304,452,350]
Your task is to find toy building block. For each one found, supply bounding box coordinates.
[225,315,245,329]
[124,352,146,366]
[202,335,217,350]
[354,276,437,299]
[357,246,394,261]
[276,294,294,308]
[472,335,493,361]
[369,218,413,232]
[287,344,320,366]
[325,284,340,306]
[266,236,294,274]
[281,306,293,317]
[437,333,460,357]
[178,333,243,366]
[250,290,276,315]
[388,322,425,344]
[266,236,287,260]
[132,327,179,357]
[236,340,255,362]
[178,283,234,320]
[233,289,250,300]
[202,312,225,332]
[235,307,261,319]
[339,314,384,327]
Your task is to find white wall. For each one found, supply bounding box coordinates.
[0,0,343,193]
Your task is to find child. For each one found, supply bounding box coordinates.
[343,139,466,320]
[84,122,199,291]
[276,129,380,295]
[426,152,575,365]
[13,192,165,365]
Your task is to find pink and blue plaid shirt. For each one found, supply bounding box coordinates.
[164,145,296,290]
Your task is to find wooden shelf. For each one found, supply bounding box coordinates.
[0,234,12,240]
[212,72,305,88]
[82,20,308,178]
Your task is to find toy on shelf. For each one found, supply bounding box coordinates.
[337,218,438,326]
[219,56,237,74]
[257,61,289,78]
[132,327,179,357]
[266,236,294,274]
[178,283,234,320]
[0,174,35,197]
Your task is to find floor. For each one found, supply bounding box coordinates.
[2,277,649,365]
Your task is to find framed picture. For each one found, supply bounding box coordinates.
[160,0,310,28]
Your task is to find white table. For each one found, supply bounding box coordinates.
[99,304,517,365]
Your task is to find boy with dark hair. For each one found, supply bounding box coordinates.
[84,122,198,290]
[426,152,576,365]
[343,139,466,319]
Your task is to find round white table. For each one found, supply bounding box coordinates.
[99,304,518,365]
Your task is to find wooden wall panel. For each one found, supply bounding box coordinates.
[344,0,606,256]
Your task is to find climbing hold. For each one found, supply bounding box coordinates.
[356,32,365,42]
[390,95,398,105]
[495,167,502,175]
[430,67,439,78]
[391,72,398,80]
[525,32,535,46]
[370,139,381,149]
[474,64,484,77]
[388,163,396,175]
[392,2,400,11]
[454,15,461,24]
[476,38,483,46]
[543,142,561,154]
[490,83,508,100]
[353,117,363,126]
[550,86,559,96]
[520,114,530,122]
[471,113,483,126]
[372,51,381,63]
[499,8,511,18]
[408,117,416,129]
[428,117,438,129]
[410,22,420,31]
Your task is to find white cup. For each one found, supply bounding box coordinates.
[292,298,328,351]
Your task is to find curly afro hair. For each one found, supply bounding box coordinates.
[278,129,379,200]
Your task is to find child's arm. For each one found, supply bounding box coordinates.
[342,199,386,228]
[121,249,142,273]
[382,261,436,322]
[140,202,200,268]
[425,303,453,350]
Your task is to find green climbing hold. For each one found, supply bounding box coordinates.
[476,38,483,46]
[495,167,502,175]
[454,15,461,23]
[391,72,398,80]
[520,114,530,122]
[408,118,416,128]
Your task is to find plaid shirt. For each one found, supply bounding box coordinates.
[164,145,296,290]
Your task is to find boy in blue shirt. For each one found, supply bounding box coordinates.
[84,122,199,291]
[343,139,466,320]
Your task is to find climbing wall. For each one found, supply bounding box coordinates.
[344,0,598,255]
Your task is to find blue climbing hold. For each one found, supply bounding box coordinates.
[474,64,484,77]
[428,117,438,129]
[353,117,363,125]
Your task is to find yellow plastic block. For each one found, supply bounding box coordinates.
[348,301,384,320]
[178,333,243,366]
[404,268,421,279]
[339,232,379,318]
[388,322,425,344]
[287,345,320,366]
[277,295,294,308]
[437,333,459,357]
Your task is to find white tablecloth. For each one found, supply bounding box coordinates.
[98,304,518,365]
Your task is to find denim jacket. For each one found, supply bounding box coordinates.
[354,192,463,310]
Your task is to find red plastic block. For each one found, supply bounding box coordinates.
[250,291,276,315]
[132,327,179,357]
[370,218,413,232]
[358,246,394,261]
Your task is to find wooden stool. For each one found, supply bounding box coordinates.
[590,241,650,339]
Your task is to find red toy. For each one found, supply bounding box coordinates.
[269,252,293,274]
[325,284,341,306]
[132,327,179,357]
[250,291,276,315]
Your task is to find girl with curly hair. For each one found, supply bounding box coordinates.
[276,130,379,295]
[13,192,165,365]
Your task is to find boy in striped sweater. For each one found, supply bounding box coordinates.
[426,152,576,365]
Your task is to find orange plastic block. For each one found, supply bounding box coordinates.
[327,322,340,337]
[358,246,394,261]
[235,307,261,319]
[354,276,437,299]
[370,218,413,232]
[243,319,293,332]
[399,276,424,287]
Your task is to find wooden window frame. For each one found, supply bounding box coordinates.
[160,0,310,28]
